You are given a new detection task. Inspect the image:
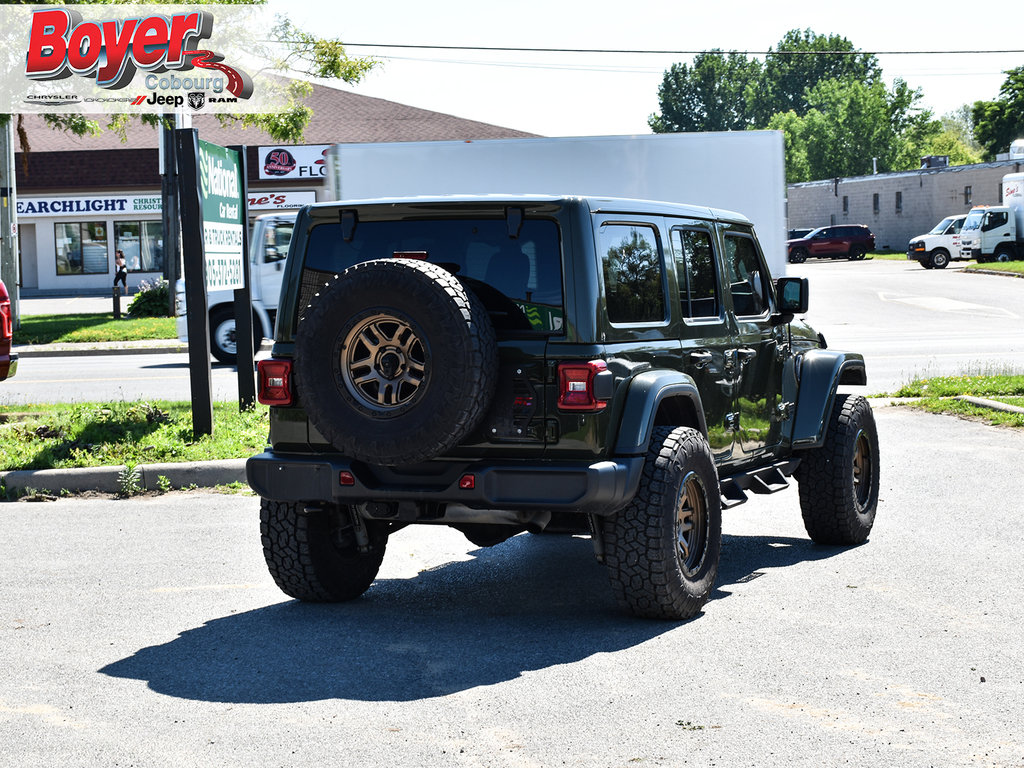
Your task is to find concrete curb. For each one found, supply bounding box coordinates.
[955,395,1024,414]
[0,459,247,496]
[14,340,188,358]
[962,268,1024,279]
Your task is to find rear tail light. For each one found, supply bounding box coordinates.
[257,358,293,406]
[557,360,610,412]
[0,300,11,344]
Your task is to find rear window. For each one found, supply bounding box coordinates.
[302,218,564,333]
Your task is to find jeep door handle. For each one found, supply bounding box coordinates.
[736,348,757,366]
[688,350,713,370]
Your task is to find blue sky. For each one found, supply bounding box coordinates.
[268,0,1023,136]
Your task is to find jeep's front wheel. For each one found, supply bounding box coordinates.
[260,499,388,601]
[602,427,722,620]
[789,248,808,264]
[795,394,879,545]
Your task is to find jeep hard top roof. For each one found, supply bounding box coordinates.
[303,194,753,227]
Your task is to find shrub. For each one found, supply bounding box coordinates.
[127,278,171,318]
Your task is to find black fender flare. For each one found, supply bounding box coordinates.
[612,370,708,456]
[791,349,867,449]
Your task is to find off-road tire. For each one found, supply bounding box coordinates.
[929,249,950,269]
[602,426,722,620]
[295,259,498,465]
[789,248,808,264]
[260,498,387,602]
[209,307,262,366]
[795,395,879,545]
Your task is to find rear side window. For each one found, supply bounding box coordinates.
[302,218,563,332]
[723,234,770,317]
[670,227,720,320]
[598,223,665,324]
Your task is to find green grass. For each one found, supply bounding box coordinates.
[891,374,1024,398]
[0,401,268,471]
[16,313,177,345]
[964,261,1024,275]
[866,251,907,261]
[891,374,1024,429]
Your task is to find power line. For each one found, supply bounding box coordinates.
[335,43,1024,56]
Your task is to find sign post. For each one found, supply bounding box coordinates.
[229,144,256,411]
[175,129,246,438]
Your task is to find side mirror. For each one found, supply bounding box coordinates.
[771,277,808,326]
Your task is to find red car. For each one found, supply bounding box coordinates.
[0,278,18,381]
[787,225,875,263]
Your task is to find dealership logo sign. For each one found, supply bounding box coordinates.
[25,8,252,99]
[3,4,277,114]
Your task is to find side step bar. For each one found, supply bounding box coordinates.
[720,459,801,509]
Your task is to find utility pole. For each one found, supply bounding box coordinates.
[0,119,20,329]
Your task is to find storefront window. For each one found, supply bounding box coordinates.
[55,222,108,275]
[115,221,164,272]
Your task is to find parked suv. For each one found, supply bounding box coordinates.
[787,224,875,263]
[247,196,879,620]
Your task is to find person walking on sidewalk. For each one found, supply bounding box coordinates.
[113,250,128,290]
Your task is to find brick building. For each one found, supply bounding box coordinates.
[13,82,535,295]
[787,159,1024,252]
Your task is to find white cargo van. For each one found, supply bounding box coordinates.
[175,211,296,363]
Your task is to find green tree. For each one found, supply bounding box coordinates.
[749,29,881,125]
[649,51,762,133]
[972,66,1024,159]
[768,78,935,182]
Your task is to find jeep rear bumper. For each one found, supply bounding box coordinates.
[247,451,644,516]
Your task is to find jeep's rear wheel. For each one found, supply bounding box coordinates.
[795,395,879,545]
[602,426,722,620]
[295,259,498,465]
[260,498,388,601]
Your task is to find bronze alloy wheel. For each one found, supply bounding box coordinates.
[676,471,710,577]
[340,313,427,412]
[853,428,874,510]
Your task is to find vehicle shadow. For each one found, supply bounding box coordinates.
[99,531,849,704]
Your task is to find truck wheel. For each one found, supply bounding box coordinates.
[260,498,387,602]
[789,248,808,264]
[795,395,879,545]
[295,259,498,465]
[994,247,1013,263]
[918,258,934,269]
[929,249,950,269]
[602,426,722,620]
[209,307,263,365]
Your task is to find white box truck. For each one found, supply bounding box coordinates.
[175,211,296,363]
[324,132,788,275]
[959,173,1024,263]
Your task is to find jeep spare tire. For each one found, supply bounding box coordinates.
[295,258,498,465]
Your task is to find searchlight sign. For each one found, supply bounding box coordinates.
[3,4,284,114]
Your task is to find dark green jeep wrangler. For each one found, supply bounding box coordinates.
[247,196,878,620]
